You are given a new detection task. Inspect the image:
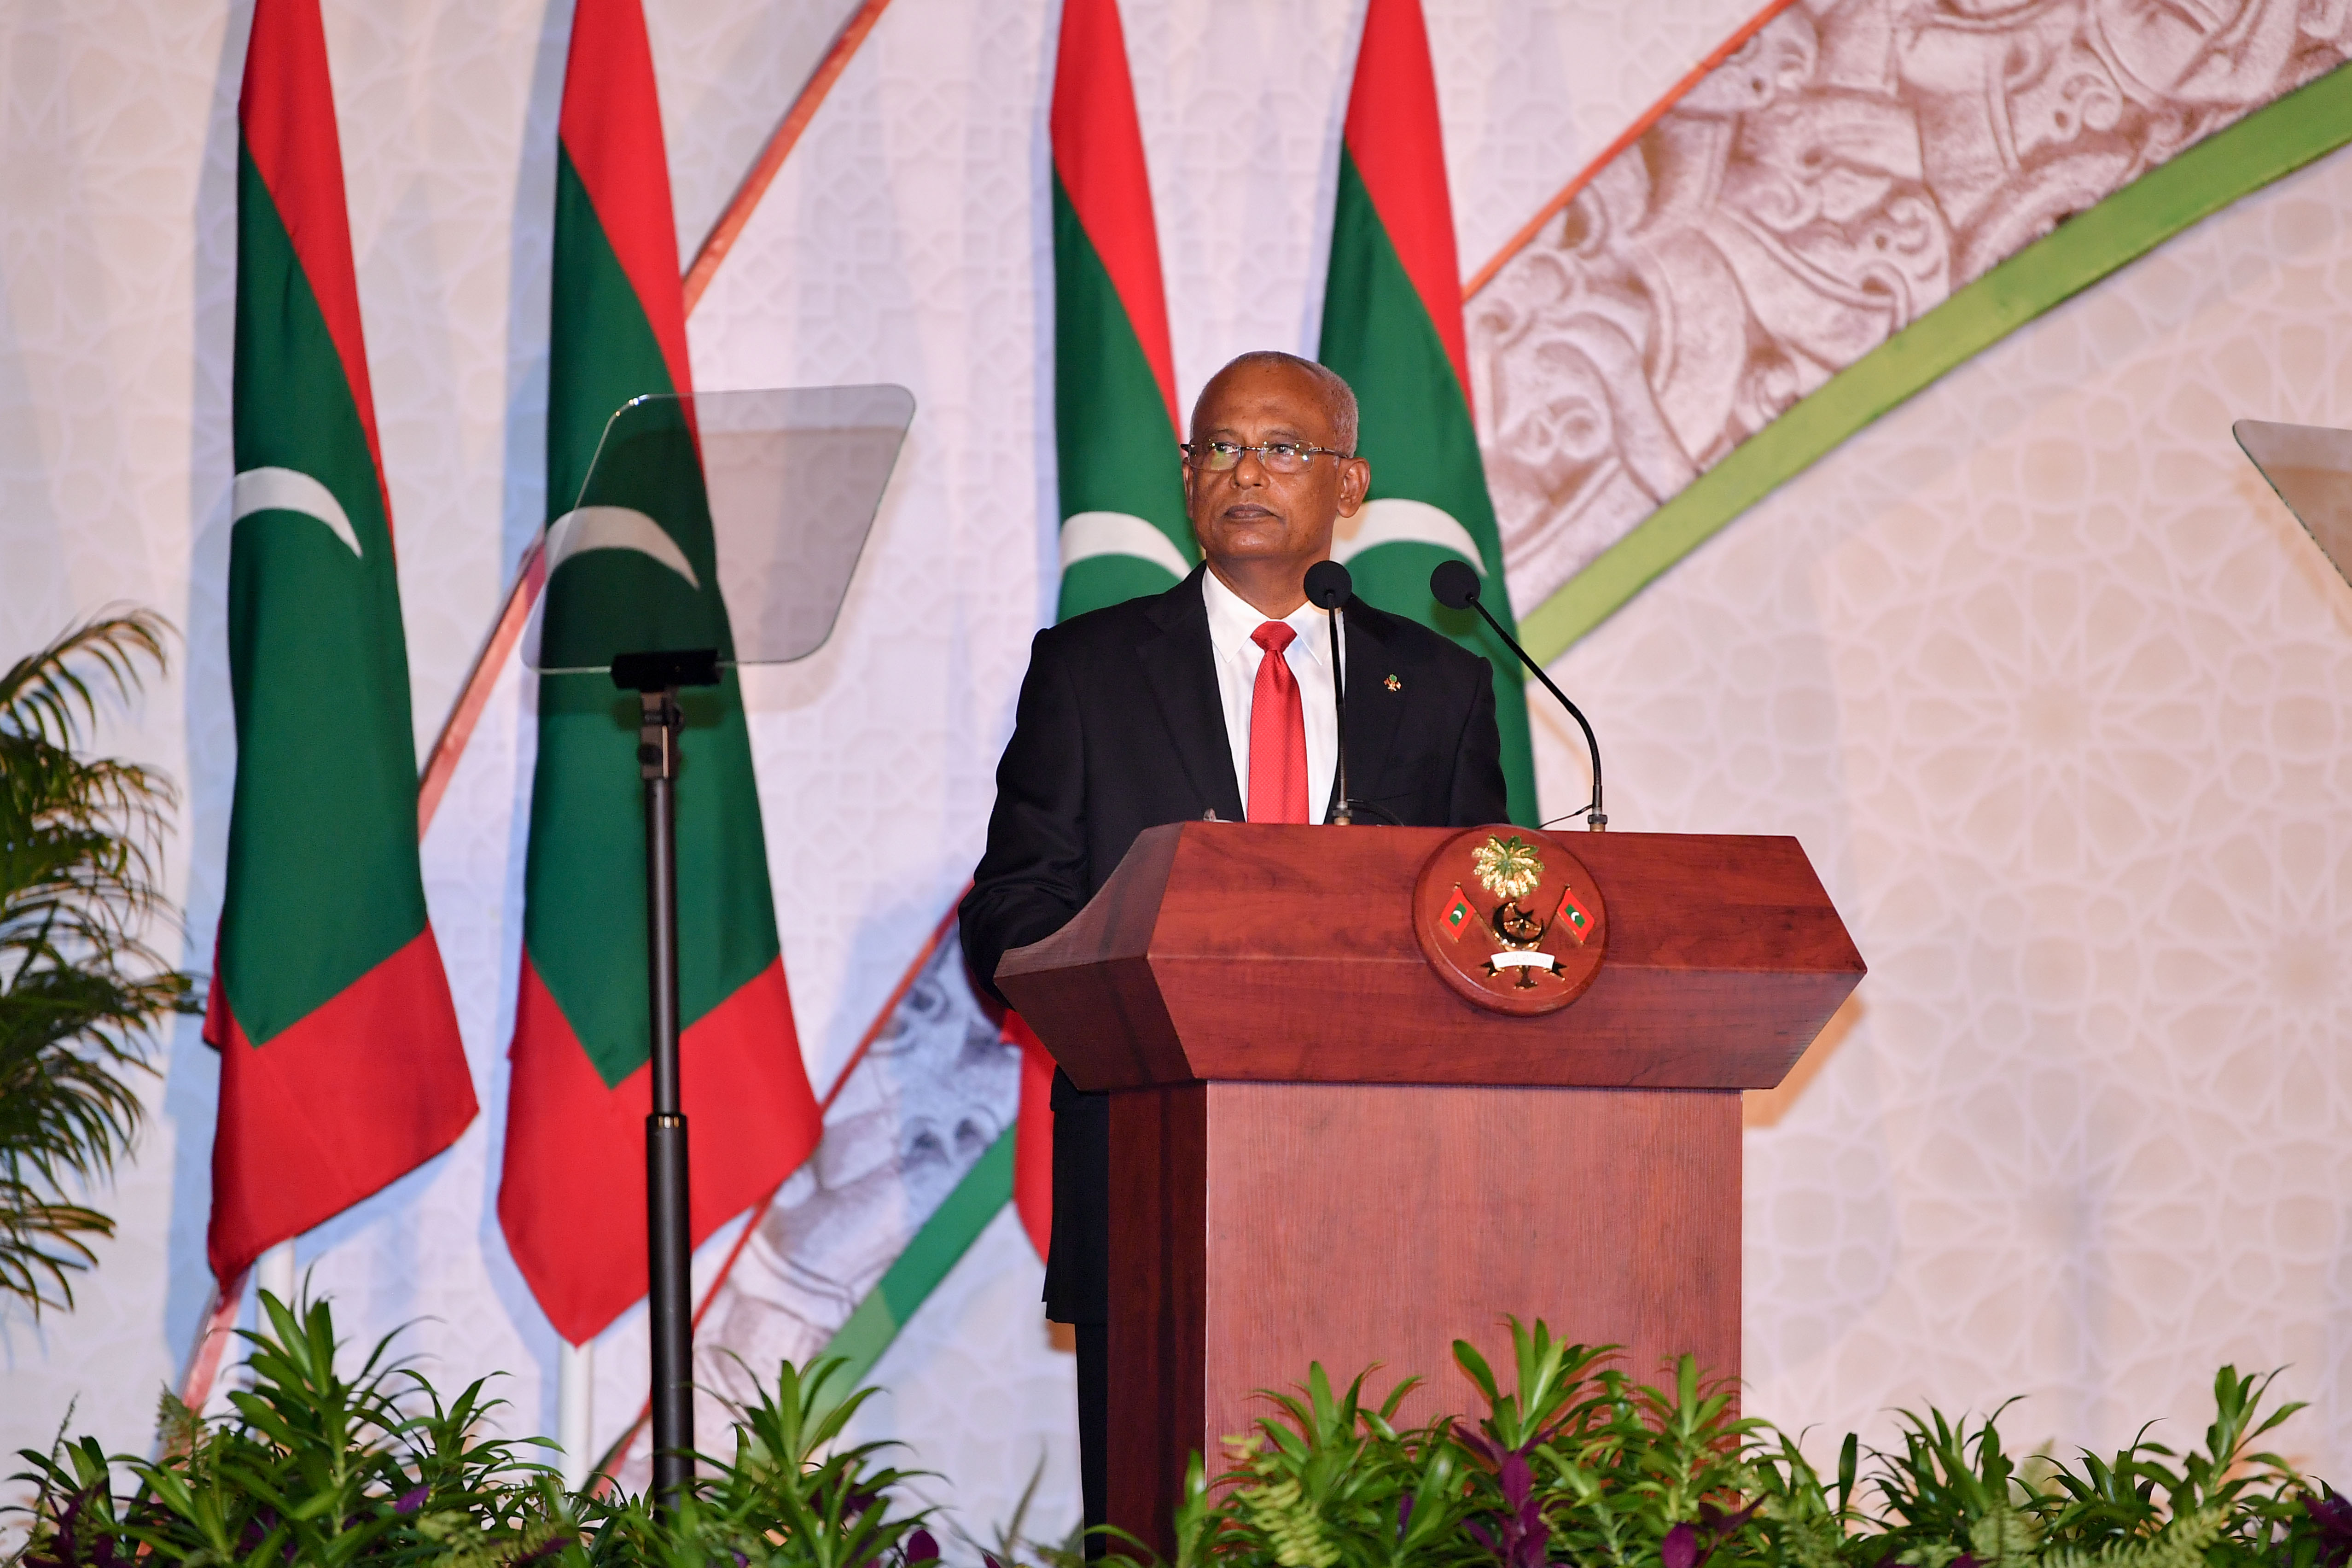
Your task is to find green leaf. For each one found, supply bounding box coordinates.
[1,607,189,1317]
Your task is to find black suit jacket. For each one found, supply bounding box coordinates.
[960,564,1508,1320]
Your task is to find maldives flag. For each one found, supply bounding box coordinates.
[498,0,821,1346]
[1049,0,1193,619]
[1319,0,1538,824]
[205,0,477,1286]
[992,0,1194,1260]
[997,0,1193,1263]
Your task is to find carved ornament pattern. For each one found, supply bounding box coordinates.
[1468,0,2352,615]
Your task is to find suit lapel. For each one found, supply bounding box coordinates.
[1339,599,1406,806]
[1137,567,1247,822]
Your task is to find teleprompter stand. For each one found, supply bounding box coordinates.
[609,647,721,1506]
[530,386,915,1510]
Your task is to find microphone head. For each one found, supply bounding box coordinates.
[1304,559,1352,611]
[1430,558,1481,609]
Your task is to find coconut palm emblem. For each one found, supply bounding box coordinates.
[1472,834,1542,900]
[1473,834,1549,952]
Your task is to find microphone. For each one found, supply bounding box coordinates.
[1303,560,1354,825]
[1431,559,1607,830]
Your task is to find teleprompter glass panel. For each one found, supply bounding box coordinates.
[2233,419,2352,592]
[528,384,916,672]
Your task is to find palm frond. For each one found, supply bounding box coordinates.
[0,607,190,1317]
[0,607,169,748]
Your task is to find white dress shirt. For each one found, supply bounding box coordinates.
[1200,566,1344,822]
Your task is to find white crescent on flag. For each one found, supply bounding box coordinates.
[232,466,363,558]
[544,506,702,589]
[1059,510,1193,580]
[1330,497,1487,572]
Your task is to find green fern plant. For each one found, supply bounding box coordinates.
[0,607,194,1314]
[576,1353,935,1568]
[10,1298,2345,1568]
[11,1290,574,1567]
[1151,1322,2341,1568]
[1203,1363,1461,1568]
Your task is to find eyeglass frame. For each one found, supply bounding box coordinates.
[1180,439,1355,474]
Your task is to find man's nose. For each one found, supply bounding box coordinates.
[1230,448,1271,485]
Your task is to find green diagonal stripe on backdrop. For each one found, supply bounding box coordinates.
[1518,59,2352,666]
[592,1130,1014,1478]
[808,1129,1016,1420]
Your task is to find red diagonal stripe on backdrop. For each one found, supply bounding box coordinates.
[1050,0,1180,436]
[1341,0,1473,411]
[559,0,695,403]
[238,0,393,530]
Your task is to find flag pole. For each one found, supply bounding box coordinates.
[255,1241,296,1312]
[558,1340,595,1492]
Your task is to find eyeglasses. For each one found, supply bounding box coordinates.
[1182,440,1352,475]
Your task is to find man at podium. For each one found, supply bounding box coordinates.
[961,350,1508,1543]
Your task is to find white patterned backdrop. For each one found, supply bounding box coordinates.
[2,0,2346,1551]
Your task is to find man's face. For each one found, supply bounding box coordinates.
[1183,361,1370,577]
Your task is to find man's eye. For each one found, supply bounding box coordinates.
[1211,442,1244,458]
[1265,443,1303,460]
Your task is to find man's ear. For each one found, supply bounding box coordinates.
[1335,455,1371,517]
[1180,456,1215,554]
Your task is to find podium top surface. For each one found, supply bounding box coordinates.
[995,822,1864,1093]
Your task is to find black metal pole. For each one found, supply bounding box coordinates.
[639,687,693,1511]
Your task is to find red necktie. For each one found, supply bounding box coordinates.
[1248,620,1309,823]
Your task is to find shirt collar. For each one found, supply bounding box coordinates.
[1200,565,1329,666]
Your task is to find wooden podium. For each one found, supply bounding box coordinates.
[996,822,1863,1552]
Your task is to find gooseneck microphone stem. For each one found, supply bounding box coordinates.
[1303,560,1356,825]
[1326,606,1351,824]
[1429,562,1606,830]
[1476,598,1606,829]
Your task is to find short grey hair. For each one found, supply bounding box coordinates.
[1199,350,1360,455]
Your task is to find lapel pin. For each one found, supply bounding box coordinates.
[1384,673,1401,692]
